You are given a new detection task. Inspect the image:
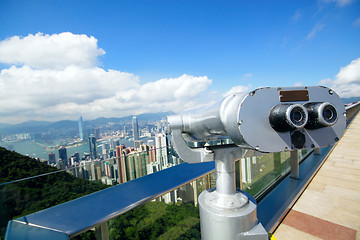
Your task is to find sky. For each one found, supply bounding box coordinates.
[0,0,359,124]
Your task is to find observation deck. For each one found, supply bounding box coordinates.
[274,110,360,239]
[3,102,360,240]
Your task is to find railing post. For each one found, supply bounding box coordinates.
[314,147,321,155]
[290,150,299,179]
[238,159,243,190]
[274,152,281,175]
[95,222,109,240]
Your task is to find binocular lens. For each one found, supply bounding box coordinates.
[322,104,337,124]
[305,102,338,129]
[324,109,333,120]
[269,104,308,132]
[290,107,305,124]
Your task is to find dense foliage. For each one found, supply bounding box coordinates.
[0,147,108,238]
[108,201,201,240]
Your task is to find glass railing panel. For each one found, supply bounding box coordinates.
[71,168,217,240]
[102,181,209,240]
[0,170,108,239]
[0,139,318,240]
[241,151,290,198]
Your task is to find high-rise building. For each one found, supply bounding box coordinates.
[73,152,80,163]
[134,140,143,150]
[123,148,135,181]
[78,116,84,141]
[155,133,169,169]
[80,161,91,180]
[48,153,56,164]
[148,146,156,163]
[89,134,97,160]
[241,156,256,183]
[102,143,110,159]
[116,145,126,183]
[58,146,68,167]
[56,158,66,170]
[147,139,154,146]
[104,159,115,179]
[132,116,139,141]
[95,128,101,140]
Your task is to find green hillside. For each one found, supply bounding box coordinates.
[0,147,108,238]
[0,147,201,239]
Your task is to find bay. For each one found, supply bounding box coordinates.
[0,137,152,161]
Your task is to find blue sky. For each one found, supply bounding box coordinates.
[0,0,359,123]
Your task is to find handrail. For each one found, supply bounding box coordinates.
[345,101,360,122]
[5,161,215,240]
[4,102,360,240]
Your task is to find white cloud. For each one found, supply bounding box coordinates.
[223,85,252,97]
[319,58,360,98]
[292,9,303,22]
[321,0,354,7]
[243,73,253,79]
[0,32,213,123]
[353,17,360,27]
[0,32,105,69]
[307,23,325,40]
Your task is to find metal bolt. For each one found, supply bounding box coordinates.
[329,89,334,95]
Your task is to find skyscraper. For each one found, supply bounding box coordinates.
[132,116,139,141]
[48,153,56,164]
[116,145,126,183]
[78,116,84,141]
[58,146,68,167]
[155,133,169,169]
[95,128,101,140]
[89,134,97,160]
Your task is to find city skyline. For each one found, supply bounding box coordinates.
[0,0,359,124]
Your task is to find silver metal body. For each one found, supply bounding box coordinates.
[198,146,268,240]
[168,86,346,155]
[167,86,346,240]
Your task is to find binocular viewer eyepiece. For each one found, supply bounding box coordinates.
[269,102,338,132]
[168,86,346,153]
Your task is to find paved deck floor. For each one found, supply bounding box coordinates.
[274,112,360,240]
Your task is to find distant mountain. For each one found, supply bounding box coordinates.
[0,111,175,135]
[48,120,78,129]
[342,97,360,104]
[15,120,52,128]
[87,111,175,125]
[0,121,53,135]
[0,123,11,129]
[137,111,175,121]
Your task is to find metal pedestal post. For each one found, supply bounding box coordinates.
[198,147,268,240]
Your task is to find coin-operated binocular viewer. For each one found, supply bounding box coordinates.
[167,86,346,240]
